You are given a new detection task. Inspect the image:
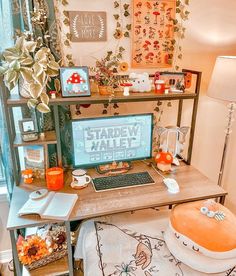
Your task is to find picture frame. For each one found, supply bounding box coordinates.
[19,119,37,134]
[153,72,186,93]
[60,66,91,97]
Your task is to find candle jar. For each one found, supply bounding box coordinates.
[154,80,165,94]
[46,167,64,191]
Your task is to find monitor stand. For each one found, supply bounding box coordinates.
[96,161,132,175]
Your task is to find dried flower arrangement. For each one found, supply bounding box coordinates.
[91,47,125,89]
[0,5,60,113]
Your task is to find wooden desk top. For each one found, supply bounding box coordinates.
[7,162,227,230]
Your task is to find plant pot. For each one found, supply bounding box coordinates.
[98,86,112,96]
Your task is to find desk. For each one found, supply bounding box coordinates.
[7,162,227,275]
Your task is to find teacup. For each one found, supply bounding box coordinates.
[71,169,91,189]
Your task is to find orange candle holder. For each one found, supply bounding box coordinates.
[46,167,64,191]
[22,169,33,184]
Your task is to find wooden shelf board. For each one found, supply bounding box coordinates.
[7,90,197,106]
[22,256,68,276]
[13,131,57,147]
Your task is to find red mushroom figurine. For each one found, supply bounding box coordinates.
[155,151,173,171]
[120,83,133,96]
[49,90,57,99]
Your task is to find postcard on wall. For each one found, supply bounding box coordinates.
[68,11,107,42]
[131,0,176,68]
[24,146,45,179]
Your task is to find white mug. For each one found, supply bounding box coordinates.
[71,169,91,189]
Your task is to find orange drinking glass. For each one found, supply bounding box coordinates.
[46,167,64,191]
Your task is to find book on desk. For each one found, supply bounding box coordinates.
[18,192,78,220]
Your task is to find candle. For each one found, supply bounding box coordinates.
[46,167,64,191]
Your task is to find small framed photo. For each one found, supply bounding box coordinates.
[160,72,185,93]
[19,119,37,134]
[60,66,91,97]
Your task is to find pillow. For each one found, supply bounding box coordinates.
[164,226,236,274]
[170,200,236,259]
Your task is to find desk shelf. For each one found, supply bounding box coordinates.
[13,131,57,147]
[7,90,197,107]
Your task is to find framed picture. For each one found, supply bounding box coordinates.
[160,72,185,93]
[60,66,91,97]
[19,119,37,134]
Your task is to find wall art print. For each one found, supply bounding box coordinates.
[60,66,91,97]
[68,11,107,42]
[132,0,176,68]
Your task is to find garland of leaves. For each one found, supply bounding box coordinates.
[113,1,131,39]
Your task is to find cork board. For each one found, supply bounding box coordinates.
[68,11,107,42]
[131,0,176,68]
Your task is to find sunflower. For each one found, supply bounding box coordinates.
[17,235,50,265]
[119,62,129,72]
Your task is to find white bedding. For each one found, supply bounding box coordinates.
[74,208,236,276]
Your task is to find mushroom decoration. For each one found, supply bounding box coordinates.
[136,2,142,9]
[67,73,86,93]
[155,151,173,172]
[134,11,142,23]
[135,25,142,35]
[145,52,154,63]
[120,83,133,96]
[49,90,57,99]
[153,40,160,50]
[153,11,160,24]
[143,40,151,51]
[145,1,152,10]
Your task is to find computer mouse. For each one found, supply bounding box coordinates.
[163,178,180,194]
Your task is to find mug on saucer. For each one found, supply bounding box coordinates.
[71,169,91,189]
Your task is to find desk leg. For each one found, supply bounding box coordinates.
[9,230,22,276]
[65,221,74,276]
[219,195,226,205]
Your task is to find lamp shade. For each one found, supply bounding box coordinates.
[207,56,236,102]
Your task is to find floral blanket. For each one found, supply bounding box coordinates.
[74,209,236,276]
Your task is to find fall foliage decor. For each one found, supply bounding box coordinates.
[17,235,50,265]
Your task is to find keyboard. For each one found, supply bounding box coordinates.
[92,171,155,192]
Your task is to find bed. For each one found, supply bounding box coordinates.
[74,208,236,276]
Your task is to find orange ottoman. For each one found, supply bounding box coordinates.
[164,200,236,273]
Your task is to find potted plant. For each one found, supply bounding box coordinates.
[0,6,60,113]
[91,47,125,95]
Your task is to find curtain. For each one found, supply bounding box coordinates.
[0,0,14,195]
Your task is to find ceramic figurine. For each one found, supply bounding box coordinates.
[129,72,152,92]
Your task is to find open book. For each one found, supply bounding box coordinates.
[18,192,78,220]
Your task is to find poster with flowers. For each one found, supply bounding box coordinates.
[132,0,176,68]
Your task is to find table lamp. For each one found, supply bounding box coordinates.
[207,56,236,187]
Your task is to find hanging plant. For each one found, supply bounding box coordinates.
[113,0,131,39]
[172,0,190,70]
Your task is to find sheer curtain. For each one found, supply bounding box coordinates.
[0,0,25,196]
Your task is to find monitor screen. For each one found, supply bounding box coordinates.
[71,113,153,168]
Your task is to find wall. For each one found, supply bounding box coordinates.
[56,0,236,211]
[181,0,236,212]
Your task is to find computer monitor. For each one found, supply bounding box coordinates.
[71,113,153,168]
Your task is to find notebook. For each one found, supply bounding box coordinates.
[18,192,78,220]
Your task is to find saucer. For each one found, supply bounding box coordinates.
[30,189,48,200]
[70,181,89,190]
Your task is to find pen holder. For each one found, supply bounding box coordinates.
[46,167,64,191]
